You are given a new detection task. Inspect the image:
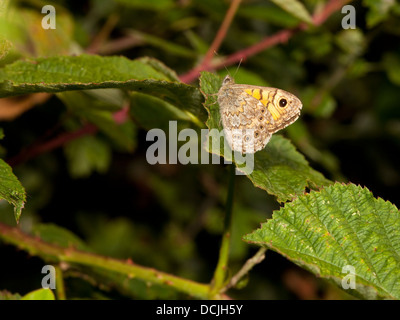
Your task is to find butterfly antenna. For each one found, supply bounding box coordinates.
[214,50,231,78]
[233,58,243,78]
[224,65,231,77]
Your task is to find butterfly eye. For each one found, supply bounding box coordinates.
[279,98,287,108]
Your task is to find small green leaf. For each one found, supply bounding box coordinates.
[32,223,91,251]
[238,4,300,28]
[382,53,400,86]
[0,159,26,222]
[0,38,11,61]
[363,0,395,28]
[115,0,174,10]
[0,290,21,300]
[128,30,197,59]
[21,288,55,300]
[269,0,313,24]
[200,71,331,202]
[335,29,365,56]
[130,92,194,132]
[64,135,112,178]
[245,183,400,300]
[57,91,135,151]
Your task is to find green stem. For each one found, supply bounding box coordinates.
[55,265,66,300]
[221,247,267,293]
[209,164,236,298]
[0,222,221,299]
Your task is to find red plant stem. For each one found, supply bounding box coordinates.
[212,29,294,72]
[7,106,129,167]
[201,0,242,69]
[313,0,352,26]
[179,0,352,83]
[7,124,97,167]
[179,0,242,83]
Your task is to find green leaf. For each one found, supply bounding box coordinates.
[21,8,74,56]
[238,3,300,28]
[0,38,11,61]
[32,223,91,251]
[382,53,400,86]
[335,29,365,56]
[244,183,400,300]
[130,92,194,132]
[21,288,55,300]
[244,135,331,202]
[128,30,197,59]
[0,159,26,222]
[0,54,207,122]
[64,135,112,178]
[363,0,395,28]
[269,0,313,24]
[0,290,21,300]
[301,87,337,119]
[115,0,174,10]
[200,71,331,202]
[57,91,135,151]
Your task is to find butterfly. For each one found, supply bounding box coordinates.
[217,75,302,154]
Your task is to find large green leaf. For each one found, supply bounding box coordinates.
[0,54,207,122]
[0,159,26,222]
[200,71,330,202]
[245,183,400,300]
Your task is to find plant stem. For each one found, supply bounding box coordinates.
[209,164,236,298]
[221,247,267,293]
[55,265,66,300]
[179,0,353,83]
[0,222,223,299]
[7,123,97,167]
[86,14,120,54]
[179,0,242,83]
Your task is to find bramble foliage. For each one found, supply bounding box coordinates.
[1,0,400,300]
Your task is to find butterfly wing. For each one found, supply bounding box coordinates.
[218,86,272,153]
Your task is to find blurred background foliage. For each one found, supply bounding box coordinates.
[0,0,400,299]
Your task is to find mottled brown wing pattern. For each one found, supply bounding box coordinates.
[218,75,302,154]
